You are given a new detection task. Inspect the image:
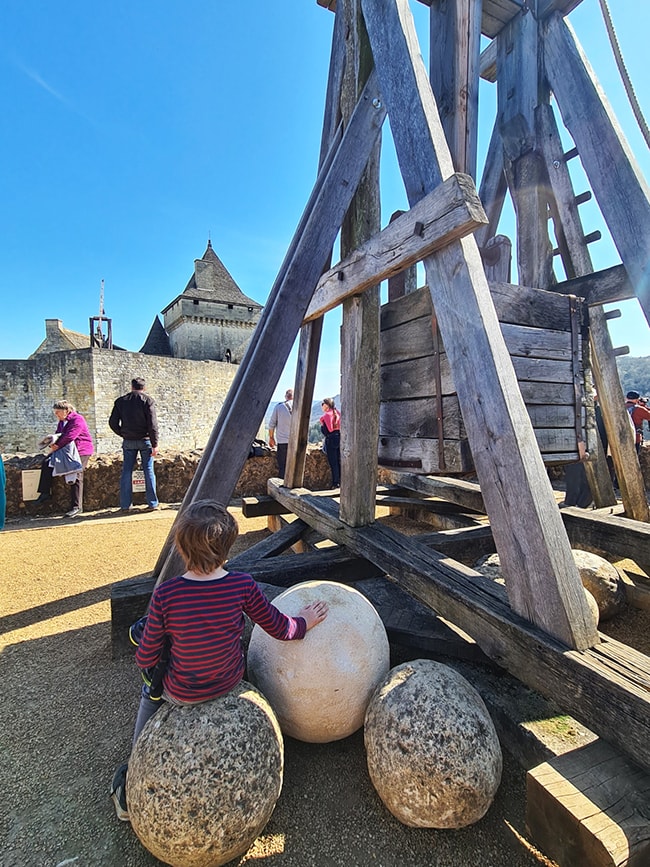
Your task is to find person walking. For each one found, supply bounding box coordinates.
[268,388,293,478]
[109,378,159,511]
[36,400,94,518]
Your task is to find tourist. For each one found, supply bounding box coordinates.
[625,390,650,454]
[109,377,159,511]
[320,397,341,488]
[36,400,94,518]
[110,499,328,822]
[268,388,293,478]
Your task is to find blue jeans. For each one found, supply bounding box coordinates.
[121,439,158,509]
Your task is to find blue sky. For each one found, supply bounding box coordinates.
[1,1,648,402]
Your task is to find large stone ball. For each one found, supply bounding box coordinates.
[364,659,503,829]
[572,549,626,621]
[128,682,283,867]
[247,580,390,743]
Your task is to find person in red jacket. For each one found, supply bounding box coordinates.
[625,390,650,454]
[36,400,94,517]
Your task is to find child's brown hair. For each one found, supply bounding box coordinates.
[174,500,239,574]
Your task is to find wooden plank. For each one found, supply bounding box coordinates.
[227,519,310,568]
[381,354,457,401]
[380,395,465,439]
[526,740,650,867]
[511,355,577,384]
[489,280,578,330]
[285,317,324,487]
[378,435,474,474]
[560,507,650,568]
[481,234,511,283]
[502,322,574,360]
[241,496,291,518]
[381,470,487,512]
[269,482,650,774]
[537,0,585,18]
[303,174,487,323]
[152,72,388,582]
[479,38,497,83]
[544,13,650,322]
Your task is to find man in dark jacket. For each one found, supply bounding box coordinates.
[109,378,159,511]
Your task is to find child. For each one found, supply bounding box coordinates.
[111,499,328,821]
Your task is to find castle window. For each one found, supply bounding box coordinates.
[193,299,199,305]
[228,304,234,310]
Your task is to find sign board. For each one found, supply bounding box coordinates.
[132,470,146,493]
[22,469,42,501]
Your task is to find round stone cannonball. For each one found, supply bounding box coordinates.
[247,580,390,743]
[364,659,503,829]
[128,682,284,867]
[572,549,626,621]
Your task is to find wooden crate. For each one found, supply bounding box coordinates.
[379,282,594,473]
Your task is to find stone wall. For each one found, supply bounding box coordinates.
[0,348,238,455]
[2,446,332,518]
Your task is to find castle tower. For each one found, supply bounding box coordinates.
[161,240,262,363]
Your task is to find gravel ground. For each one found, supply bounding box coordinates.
[0,505,577,867]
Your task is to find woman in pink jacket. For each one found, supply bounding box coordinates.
[320,397,341,488]
[36,400,94,517]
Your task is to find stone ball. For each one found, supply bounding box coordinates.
[474,550,621,624]
[128,682,283,867]
[364,659,503,829]
[572,549,626,621]
[247,580,390,743]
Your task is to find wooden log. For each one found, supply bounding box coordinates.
[110,573,154,658]
[152,72,387,582]
[479,38,497,83]
[303,173,487,323]
[544,13,650,322]
[526,740,650,867]
[241,496,291,518]
[268,481,650,774]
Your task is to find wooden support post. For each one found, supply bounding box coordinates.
[544,13,650,323]
[475,120,508,249]
[152,73,387,583]
[498,6,553,289]
[285,4,347,490]
[361,0,597,649]
[535,101,617,509]
[339,0,381,527]
[429,0,481,179]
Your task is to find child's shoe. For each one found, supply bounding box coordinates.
[110,763,129,822]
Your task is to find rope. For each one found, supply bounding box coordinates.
[598,0,650,149]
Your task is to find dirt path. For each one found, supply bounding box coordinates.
[1,507,559,867]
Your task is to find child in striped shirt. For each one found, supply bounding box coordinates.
[111,499,328,821]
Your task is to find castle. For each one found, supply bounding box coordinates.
[0,241,263,455]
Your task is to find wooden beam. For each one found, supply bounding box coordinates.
[338,0,382,527]
[362,0,596,648]
[303,173,487,323]
[537,0,584,18]
[479,38,497,83]
[269,481,650,775]
[475,121,508,248]
[552,265,635,307]
[152,73,387,582]
[526,740,650,867]
[544,13,650,323]
[429,0,481,179]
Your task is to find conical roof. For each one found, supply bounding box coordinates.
[139,315,173,356]
[162,241,262,313]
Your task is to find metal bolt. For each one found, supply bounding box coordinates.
[372,97,382,109]
[553,159,560,169]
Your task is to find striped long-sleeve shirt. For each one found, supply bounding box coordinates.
[135,571,306,703]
